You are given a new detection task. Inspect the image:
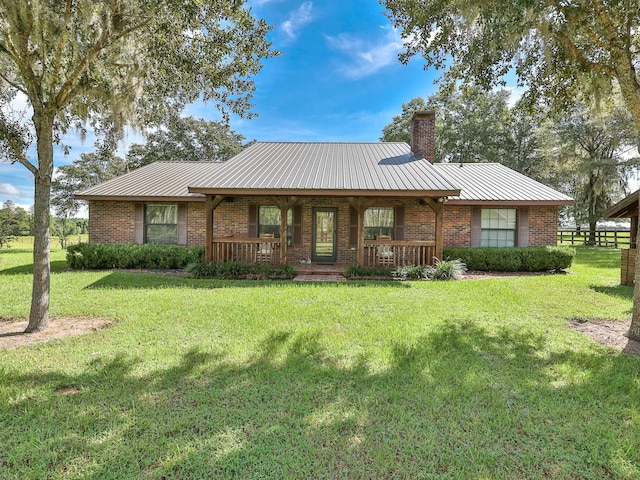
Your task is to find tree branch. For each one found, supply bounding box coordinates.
[0,120,37,174]
[54,4,152,109]
[0,71,27,94]
[551,28,616,77]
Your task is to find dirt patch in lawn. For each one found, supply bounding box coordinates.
[0,316,114,349]
[569,317,640,356]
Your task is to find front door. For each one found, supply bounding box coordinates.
[312,208,337,262]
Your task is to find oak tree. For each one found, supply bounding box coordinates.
[0,1,275,332]
[384,0,640,339]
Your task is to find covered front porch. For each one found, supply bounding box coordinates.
[199,194,447,268]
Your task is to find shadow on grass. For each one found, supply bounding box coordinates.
[0,260,68,275]
[2,321,639,479]
[82,271,409,290]
[591,284,634,300]
[572,246,622,269]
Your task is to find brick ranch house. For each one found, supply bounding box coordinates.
[76,112,572,267]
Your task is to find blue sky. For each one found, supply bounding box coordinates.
[0,0,441,210]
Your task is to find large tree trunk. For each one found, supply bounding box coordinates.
[24,113,54,333]
[587,221,597,246]
[630,201,640,340]
[613,62,640,340]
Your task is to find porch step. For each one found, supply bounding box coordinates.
[293,272,346,282]
[293,264,346,282]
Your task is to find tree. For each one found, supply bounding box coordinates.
[51,216,78,250]
[427,85,514,165]
[52,149,129,223]
[0,1,275,332]
[0,200,19,249]
[381,86,552,182]
[125,114,245,169]
[380,97,429,143]
[383,0,640,338]
[546,103,639,243]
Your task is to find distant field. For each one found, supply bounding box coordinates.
[9,234,88,249]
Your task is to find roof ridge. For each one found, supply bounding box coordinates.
[253,141,408,145]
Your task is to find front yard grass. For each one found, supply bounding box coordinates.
[0,246,639,479]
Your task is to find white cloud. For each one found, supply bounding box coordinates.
[281,2,314,40]
[0,183,20,195]
[325,26,404,79]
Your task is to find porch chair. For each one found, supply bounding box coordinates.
[256,233,275,264]
[376,234,394,267]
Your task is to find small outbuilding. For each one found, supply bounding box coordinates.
[604,190,639,285]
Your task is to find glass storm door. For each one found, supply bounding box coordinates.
[312,208,337,262]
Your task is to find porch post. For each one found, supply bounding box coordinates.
[423,197,445,263]
[347,197,374,267]
[275,196,299,265]
[435,198,444,261]
[205,195,213,263]
[205,195,225,264]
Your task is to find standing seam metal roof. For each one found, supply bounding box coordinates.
[432,163,573,203]
[188,142,460,193]
[75,142,572,203]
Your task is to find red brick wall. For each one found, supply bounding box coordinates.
[88,199,560,256]
[88,201,136,244]
[88,200,204,247]
[443,205,472,247]
[442,204,559,248]
[187,202,205,246]
[528,206,559,246]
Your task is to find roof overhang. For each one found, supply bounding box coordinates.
[187,187,461,197]
[604,190,639,218]
[445,199,573,206]
[75,195,205,202]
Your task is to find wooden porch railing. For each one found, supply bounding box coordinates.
[363,240,436,268]
[210,237,436,267]
[211,237,281,265]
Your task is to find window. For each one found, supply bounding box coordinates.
[259,206,293,245]
[364,207,394,240]
[481,209,516,247]
[145,205,178,244]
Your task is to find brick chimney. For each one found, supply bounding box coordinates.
[411,111,436,163]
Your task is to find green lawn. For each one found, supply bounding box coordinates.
[1,246,639,479]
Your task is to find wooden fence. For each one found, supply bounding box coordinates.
[557,229,631,248]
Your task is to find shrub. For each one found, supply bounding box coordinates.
[393,259,467,281]
[186,260,297,280]
[186,261,220,278]
[344,264,393,278]
[426,258,467,281]
[443,246,575,272]
[393,263,428,280]
[66,243,204,270]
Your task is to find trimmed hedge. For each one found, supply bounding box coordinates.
[186,260,297,279]
[343,265,393,278]
[66,243,204,270]
[442,246,575,272]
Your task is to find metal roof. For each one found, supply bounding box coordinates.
[187,142,460,196]
[75,161,220,201]
[432,163,573,204]
[76,143,572,204]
